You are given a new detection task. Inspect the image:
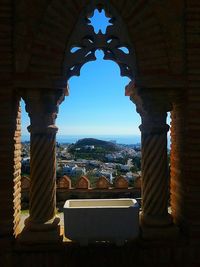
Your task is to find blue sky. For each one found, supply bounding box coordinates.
[57,52,140,136]
[21,53,140,136]
[21,9,170,139]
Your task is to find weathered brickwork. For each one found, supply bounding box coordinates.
[0,0,21,248]
[0,93,21,241]
[170,96,187,228]
[170,0,200,243]
[184,0,200,243]
[13,106,21,237]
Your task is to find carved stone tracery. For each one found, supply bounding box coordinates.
[64,0,136,80]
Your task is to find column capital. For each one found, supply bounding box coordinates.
[21,89,65,134]
[22,88,66,114]
[129,86,172,116]
[139,123,169,135]
[27,124,58,135]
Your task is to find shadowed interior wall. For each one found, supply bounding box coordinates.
[0,0,21,242]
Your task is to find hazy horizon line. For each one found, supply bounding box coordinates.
[21,134,141,145]
[22,134,141,137]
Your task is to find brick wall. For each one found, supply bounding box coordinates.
[0,92,21,242]
[170,0,200,243]
[184,0,200,243]
[170,95,187,230]
[0,0,21,247]
[13,105,21,237]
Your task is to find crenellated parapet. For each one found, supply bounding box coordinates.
[21,175,141,210]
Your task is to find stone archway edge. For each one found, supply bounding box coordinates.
[14,74,69,92]
[14,73,185,96]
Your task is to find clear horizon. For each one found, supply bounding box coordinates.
[21,133,171,148]
[21,134,142,143]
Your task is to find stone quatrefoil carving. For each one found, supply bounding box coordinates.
[64,0,136,80]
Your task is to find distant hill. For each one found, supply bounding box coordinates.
[69,138,120,152]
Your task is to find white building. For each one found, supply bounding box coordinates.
[62,164,86,176]
[95,169,113,182]
[119,164,131,172]
[72,166,86,176]
[84,145,95,150]
[62,165,76,176]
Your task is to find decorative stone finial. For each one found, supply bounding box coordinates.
[134,176,141,189]
[114,176,128,189]
[57,175,71,189]
[96,176,110,189]
[76,176,90,189]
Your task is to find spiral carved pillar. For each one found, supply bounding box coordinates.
[29,126,57,224]
[19,89,65,243]
[140,113,172,227]
[129,85,178,239]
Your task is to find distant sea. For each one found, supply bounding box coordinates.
[21,134,171,148]
[21,135,141,145]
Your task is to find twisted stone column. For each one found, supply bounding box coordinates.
[19,89,65,243]
[29,125,57,224]
[140,113,172,227]
[130,86,178,239]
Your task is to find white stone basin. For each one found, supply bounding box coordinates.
[63,198,139,245]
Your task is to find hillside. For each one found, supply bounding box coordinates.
[68,138,120,152]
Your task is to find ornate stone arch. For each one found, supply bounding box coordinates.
[14,0,185,243]
[14,0,184,91]
[63,0,137,80]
